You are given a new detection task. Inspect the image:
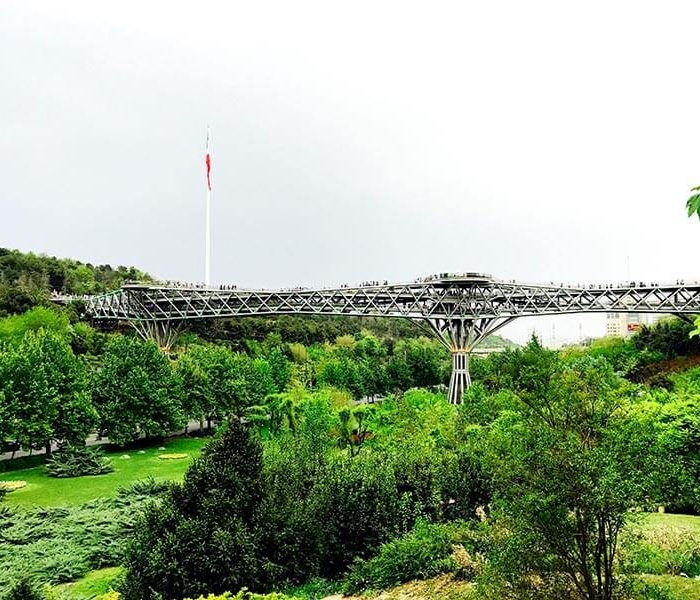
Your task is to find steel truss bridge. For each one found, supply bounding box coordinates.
[77,273,700,404]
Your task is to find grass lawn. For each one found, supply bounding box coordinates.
[0,436,207,507]
[641,575,700,600]
[54,567,123,599]
[637,512,700,532]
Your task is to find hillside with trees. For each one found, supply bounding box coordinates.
[0,248,150,316]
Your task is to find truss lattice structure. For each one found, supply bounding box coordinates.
[79,274,700,404]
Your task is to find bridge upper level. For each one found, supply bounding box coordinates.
[76,273,700,323]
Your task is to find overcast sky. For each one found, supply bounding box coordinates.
[2,1,699,344]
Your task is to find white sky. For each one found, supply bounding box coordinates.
[1,1,699,344]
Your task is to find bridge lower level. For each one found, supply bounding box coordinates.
[74,273,700,404]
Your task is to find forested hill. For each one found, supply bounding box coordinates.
[0,248,151,316]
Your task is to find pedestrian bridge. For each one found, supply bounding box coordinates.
[70,273,700,404]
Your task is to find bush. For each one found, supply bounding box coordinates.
[618,576,678,600]
[343,520,483,593]
[310,453,408,578]
[258,446,414,584]
[118,391,492,596]
[622,523,700,577]
[118,476,172,497]
[5,575,45,600]
[45,445,114,477]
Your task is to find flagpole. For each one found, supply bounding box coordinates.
[205,126,212,287]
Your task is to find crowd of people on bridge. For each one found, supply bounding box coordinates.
[116,276,697,294]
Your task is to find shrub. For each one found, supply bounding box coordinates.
[45,445,114,477]
[343,520,483,593]
[258,434,486,587]
[118,476,172,497]
[622,522,700,577]
[618,576,678,600]
[5,575,45,600]
[0,482,169,596]
[310,453,406,578]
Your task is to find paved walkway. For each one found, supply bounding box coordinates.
[0,420,207,462]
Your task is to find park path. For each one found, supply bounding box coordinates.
[0,420,207,462]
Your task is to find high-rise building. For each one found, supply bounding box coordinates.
[605,313,662,338]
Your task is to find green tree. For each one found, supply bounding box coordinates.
[38,330,97,446]
[0,336,53,451]
[176,344,237,429]
[390,337,448,390]
[250,334,292,392]
[625,393,700,513]
[480,356,644,600]
[316,354,363,398]
[0,329,95,453]
[263,391,299,433]
[92,335,184,444]
[632,316,700,360]
[336,406,373,457]
[119,420,266,599]
[355,332,389,398]
[176,344,276,431]
[65,264,97,294]
[0,247,150,316]
[0,306,70,346]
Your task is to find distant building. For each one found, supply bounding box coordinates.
[605,313,662,338]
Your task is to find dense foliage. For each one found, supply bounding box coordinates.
[475,350,645,599]
[0,327,96,453]
[119,394,490,599]
[191,313,515,350]
[343,519,484,593]
[112,335,700,599]
[0,247,150,316]
[120,421,266,599]
[92,335,186,444]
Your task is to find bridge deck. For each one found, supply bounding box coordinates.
[74,275,700,323]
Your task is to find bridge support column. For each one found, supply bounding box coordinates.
[421,317,516,404]
[130,320,180,352]
[449,350,471,405]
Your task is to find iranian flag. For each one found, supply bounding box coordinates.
[205,128,212,191]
